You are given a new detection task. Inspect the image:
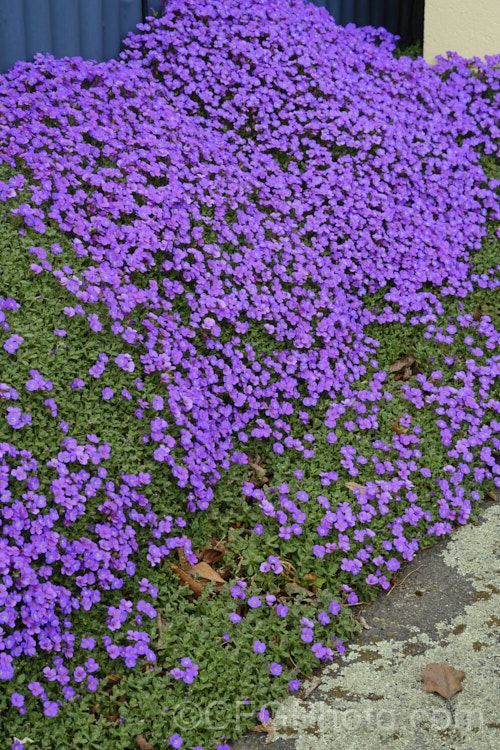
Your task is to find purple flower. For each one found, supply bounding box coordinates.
[289,679,300,692]
[169,734,183,748]
[248,596,261,609]
[253,640,266,653]
[329,600,341,615]
[28,682,45,698]
[258,707,270,723]
[3,335,23,353]
[43,700,59,717]
[11,692,24,708]
[115,353,135,372]
[301,628,314,643]
[102,387,114,400]
[270,662,282,676]
[73,667,86,682]
[276,604,288,618]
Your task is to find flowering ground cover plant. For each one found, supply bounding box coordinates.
[0,0,500,747]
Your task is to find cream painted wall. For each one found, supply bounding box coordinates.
[424,0,500,64]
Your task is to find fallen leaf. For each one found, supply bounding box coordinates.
[156,614,168,649]
[345,482,366,494]
[135,735,154,750]
[486,490,498,501]
[358,616,371,630]
[169,563,202,598]
[188,561,226,584]
[285,582,314,598]
[403,366,413,380]
[201,537,226,565]
[177,547,191,571]
[246,452,272,487]
[472,308,482,321]
[249,722,275,742]
[105,674,123,690]
[391,420,408,435]
[303,573,318,582]
[390,354,415,373]
[421,662,466,700]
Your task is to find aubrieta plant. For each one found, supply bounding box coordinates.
[0,0,499,748]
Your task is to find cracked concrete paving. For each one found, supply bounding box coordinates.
[233,498,500,750]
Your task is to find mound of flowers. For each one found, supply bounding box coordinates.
[0,0,499,748]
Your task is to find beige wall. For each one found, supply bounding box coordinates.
[424,0,500,64]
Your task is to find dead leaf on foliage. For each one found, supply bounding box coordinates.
[390,354,415,373]
[135,735,154,750]
[169,562,202,598]
[345,482,366,494]
[202,537,226,564]
[215,565,233,580]
[486,490,498,501]
[105,674,123,690]
[246,453,272,487]
[285,582,314,598]
[473,308,482,321]
[188,561,226,584]
[391,421,408,435]
[177,547,191,571]
[303,573,318,582]
[157,614,168,649]
[390,352,421,381]
[202,546,225,564]
[421,662,466,700]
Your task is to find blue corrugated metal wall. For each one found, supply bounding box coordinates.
[0,0,423,74]
[310,0,424,49]
[0,0,162,73]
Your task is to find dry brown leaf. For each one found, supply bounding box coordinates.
[169,563,202,598]
[249,722,275,742]
[176,547,191,571]
[486,490,498,501]
[390,354,415,373]
[421,662,466,700]
[358,616,371,630]
[285,582,314,598]
[391,421,408,435]
[202,543,225,564]
[135,735,154,750]
[105,674,123,690]
[345,482,366,494]
[303,573,318,582]
[156,613,168,649]
[473,307,482,321]
[403,366,413,380]
[188,561,226,584]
